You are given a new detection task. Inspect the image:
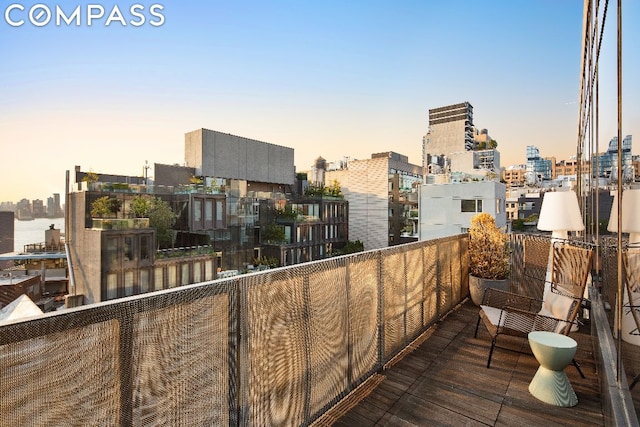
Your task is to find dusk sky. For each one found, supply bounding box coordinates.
[1,1,639,202]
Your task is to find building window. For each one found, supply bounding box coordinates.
[168,265,177,288]
[205,200,213,221]
[181,263,190,286]
[461,199,482,213]
[124,236,134,262]
[140,235,150,261]
[124,271,134,296]
[194,261,201,283]
[106,237,118,266]
[154,267,164,290]
[140,269,150,293]
[205,260,214,281]
[194,199,202,222]
[216,200,224,226]
[106,273,118,300]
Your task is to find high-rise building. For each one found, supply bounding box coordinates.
[0,211,14,258]
[32,199,45,218]
[15,199,32,221]
[526,145,553,184]
[53,193,62,217]
[591,135,633,182]
[423,102,500,176]
[422,102,475,166]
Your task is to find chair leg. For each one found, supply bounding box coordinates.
[487,337,497,368]
[572,358,586,379]
[474,315,481,338]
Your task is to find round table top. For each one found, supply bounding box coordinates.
[528,331,577,349]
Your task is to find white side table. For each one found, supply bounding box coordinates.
[528,331,578,407]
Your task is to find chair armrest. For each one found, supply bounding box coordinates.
[481,288,542,312]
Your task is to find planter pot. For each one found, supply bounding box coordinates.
[469,274,509,306]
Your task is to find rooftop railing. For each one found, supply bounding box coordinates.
[0,234,469,426]
[3,232,637,425]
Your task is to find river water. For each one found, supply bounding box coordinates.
[12,218,65,253]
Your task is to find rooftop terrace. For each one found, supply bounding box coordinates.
[1,233,638,426]
[329,300,604,426]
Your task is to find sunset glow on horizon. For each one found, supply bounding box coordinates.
[1,1,638,202]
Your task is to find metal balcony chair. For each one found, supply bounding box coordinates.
[474,243,594,377]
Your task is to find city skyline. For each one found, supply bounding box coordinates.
[1,1,639,201]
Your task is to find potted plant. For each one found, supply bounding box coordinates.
[468,212,510,305]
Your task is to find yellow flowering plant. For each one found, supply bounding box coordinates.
[468,212,510,280]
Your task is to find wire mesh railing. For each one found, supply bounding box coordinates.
[0,234,468,426]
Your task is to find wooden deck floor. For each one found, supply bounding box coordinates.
[330,300,604,426]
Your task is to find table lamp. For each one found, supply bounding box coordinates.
[538,190,585,240]
[537,190,586,329]
[608,189,640,247]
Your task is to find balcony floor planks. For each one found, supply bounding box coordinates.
[333,300,604,426]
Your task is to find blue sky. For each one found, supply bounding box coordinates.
[1,1,638,201]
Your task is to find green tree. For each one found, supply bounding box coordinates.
[91,196,121,218]
[304,183,325,197]
[82,171,99,184]
[148,197,176,249]
[263,222,286,243]
[512,219,525,231]
[254,256,279,268]
[275,204,299,220]
[326,179,343,197]
[333,240,364,255]
[130,196,150,218]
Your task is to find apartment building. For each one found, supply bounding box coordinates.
[67,129,349,304]
[501,165,527,187]
[325,152,422,250]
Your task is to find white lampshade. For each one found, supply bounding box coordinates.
[608,189,640,245]
[537,190,585,240]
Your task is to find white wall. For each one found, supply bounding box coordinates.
[419,181,507,241]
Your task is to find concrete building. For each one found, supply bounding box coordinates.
[418,181,506,241]
[325,152,422,250]
[185,128,294,185]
